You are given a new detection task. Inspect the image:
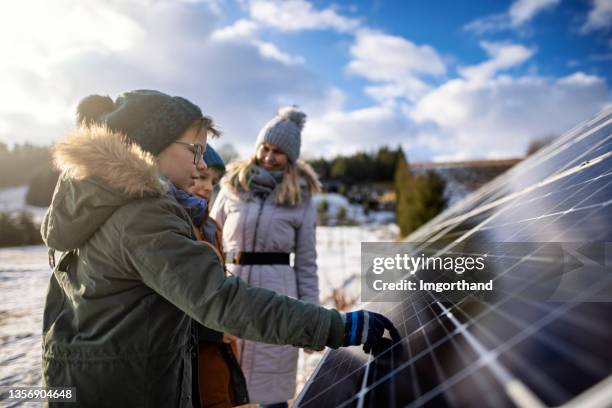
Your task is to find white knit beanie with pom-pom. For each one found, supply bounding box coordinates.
[255,106,306,163]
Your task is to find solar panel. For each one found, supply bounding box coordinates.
[294,107,612,408]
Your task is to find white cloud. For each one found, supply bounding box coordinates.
[211,19,304,65]
[364,78,430,104]
[408,41,609,160]
[0,1,145,77]
[464,0,560,34]
[458,42,536,81]
[509,0,560,26]
[557,71,606,86]
[254,40,305,65]
[249,0,360,32]
[581,0,612,33]
[346,30,445,103]
[348,30,446,81]
[409,72,610,161]
[463,14,512,35]
[211,19,259,42]
[304,101,409,158]
[213,2,352,66]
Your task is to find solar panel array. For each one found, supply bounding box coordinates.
[294,108,612,408]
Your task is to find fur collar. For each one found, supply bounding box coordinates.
[53,124,166,197]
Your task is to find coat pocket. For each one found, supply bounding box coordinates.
[52,251,80,305]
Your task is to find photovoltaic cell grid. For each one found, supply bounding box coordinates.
[295,108,612,408]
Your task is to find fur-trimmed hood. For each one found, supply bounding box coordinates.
[53,124,166,197]
[42,124,168,251]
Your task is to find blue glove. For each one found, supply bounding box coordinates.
[342,310,401,354]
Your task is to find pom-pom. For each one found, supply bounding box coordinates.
[76,94,114,125]
[277,106,306,130]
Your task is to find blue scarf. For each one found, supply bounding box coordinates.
[165,180,208,227]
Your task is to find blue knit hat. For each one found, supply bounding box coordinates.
[203,145,225,172]
[76,90,204,156]
[255,106,306,163]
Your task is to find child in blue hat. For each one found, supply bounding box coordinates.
[186,146,248,407]
[190,145,226,204]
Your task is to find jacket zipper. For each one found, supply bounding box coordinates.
[244,195,266,289]
[251,195,266,252]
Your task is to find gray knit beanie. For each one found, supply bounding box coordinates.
[76,89,203,156]
[255,106,306,163]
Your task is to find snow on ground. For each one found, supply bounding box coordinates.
[0,224,398,406]
[0,246,48,407]
[0,186,48,223]
[312,193,395,226]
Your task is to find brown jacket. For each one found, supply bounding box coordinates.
[194,220,249,407]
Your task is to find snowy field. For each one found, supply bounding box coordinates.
[0,246,48,407]
[0,224,397,406]
[311,193,395,226]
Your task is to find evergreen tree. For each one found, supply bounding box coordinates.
[330,158,348,181]
[317,200,329,226]
[394,149,447,238]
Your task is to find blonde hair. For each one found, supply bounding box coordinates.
[223,156,321,206]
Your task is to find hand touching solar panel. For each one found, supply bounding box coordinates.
[341,310,402,355]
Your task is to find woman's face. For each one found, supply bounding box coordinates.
[158,122,207,190]
[256,143,288,171]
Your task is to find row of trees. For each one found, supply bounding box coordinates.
[308,146,401,184]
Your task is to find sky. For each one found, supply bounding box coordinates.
[0,0,610,162]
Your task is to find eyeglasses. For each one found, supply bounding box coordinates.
[174,142,204,165]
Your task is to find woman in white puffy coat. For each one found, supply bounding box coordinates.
[210,107,320,408]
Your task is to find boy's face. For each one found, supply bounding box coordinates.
[189,167,220,201]
[157,122,208,191]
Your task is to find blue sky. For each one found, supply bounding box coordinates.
[0,0,610,161]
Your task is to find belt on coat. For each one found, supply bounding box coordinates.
[225,250,291,265]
